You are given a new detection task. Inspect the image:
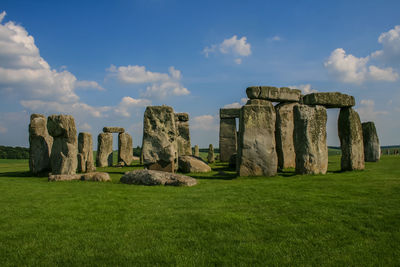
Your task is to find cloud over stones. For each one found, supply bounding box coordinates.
[203,35,252,64]
[356,99,388,121]
[372,25,400,65]
[191,115,218,131]
[114,96,151,117]
[107,65,190,99]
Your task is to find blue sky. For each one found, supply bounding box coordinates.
[0,0,400,148]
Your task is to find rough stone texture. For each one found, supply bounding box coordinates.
[29,114,53,174]
[220,108,240,119]
[302,92,355,108]
[142,105,178,172]
[207,144,215,163]
[103,127,125,133]
[194,145,200,157]
[49,172,110,182]
[77,132,95,173]
[120,169,197,186]
[96,133,113,167]
[175,113,192,156]
[275,103,298,169]
[246,86,301,102]
[338,108,365,171]
[178,156,211,173]
[293,105,328,174]
[362,122,380,162]
[237,99,277,177]
[47,115,78,175]
[118,132,133,166]
[219,118,237,162]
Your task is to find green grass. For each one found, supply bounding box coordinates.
[0,156,400,266]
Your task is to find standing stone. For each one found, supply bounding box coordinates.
[175,113,192,156]
[118,132,133,166]
[29,114,53,174]
[219,108,240,162]
[293,105,328,174]
[207,144,215,163]
[47,115,78,175]
[194,145,200,157]
[97,133,113,167]
[142,105,178,172]
[275,102,298,169]
[77,132,95,173]
[338,108,364,171]
[237,99,277,176]
[362,122,380,162]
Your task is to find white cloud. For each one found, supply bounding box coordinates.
[76,80,105,91]
[114,96,151,117]
[357,99,388,121]
[203,35,252,64]
[372,25,400,64]
[78,122,92,132]
[223,98,248,108]
[268,35,282,42]
[108,65,189,99]
[324,48,398,84]
[0,11,6,23]
[289,84,317,94]
[191,115,218,131]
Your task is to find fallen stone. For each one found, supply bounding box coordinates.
[47,115,78,175]
[175,113,192,156]
[246,86,301,102]
[49,172,110,182]
[207,144,215,163]
[219,117,237,162]
[118,132,133,166]
[96,133,113,167]
[237,99,277,176]
[220,108,240,119]
[275,102,298,169]
[78,132,95,173]
[29,114,53,174]
[362,122,380,162]
[293,105,328,174]
[142,105,178,172]
[178,156,211,173]
[338,108,364,171]
[103,127,125,133]
[120,169,197,186]
[302,92,355,108]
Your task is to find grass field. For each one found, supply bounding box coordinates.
[0,155,399,266]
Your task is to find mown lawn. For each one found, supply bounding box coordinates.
[0,156,399,266]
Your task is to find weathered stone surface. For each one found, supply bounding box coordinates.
[47,115,77,175]
[246,86,301,102]
[237,99,277,176]
[120,169,197,186]
[118,132,133,166]
[103,127,125,133]
[49,172,110,182]
[78,132,95,173]
[293,105,328,174]
[219,118,237,162]
[142,105,178,172]
[207,144,215,163]
[96,133,113,167]
[302,92,355,108]
[275,103,298,169]
[194,145,199,157]
[362,122,380,162]
[29,114,53,174]
[175,113,192,156]
[338,108,364,171]
[178,155,211,173]
[220,108,240,119]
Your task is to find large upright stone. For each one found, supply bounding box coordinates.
[118,132,133,166]
[142,105,178,172]
[77,132,95,173]
[47,115,78,175]
[175,113,192,156]
[293,105,328,174]
[246,86,301,102]
[362,122,380,162]
[29,114,53,174]
[338,108,364,171]
[97,133,113,167]
[275,102,298,169]
[194,145,199,157]
[302,92,355,108]
[219,108,239,162]
[237,99,277,176]
[207,144,215,163]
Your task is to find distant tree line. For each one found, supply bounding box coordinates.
[0,146,29,159]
